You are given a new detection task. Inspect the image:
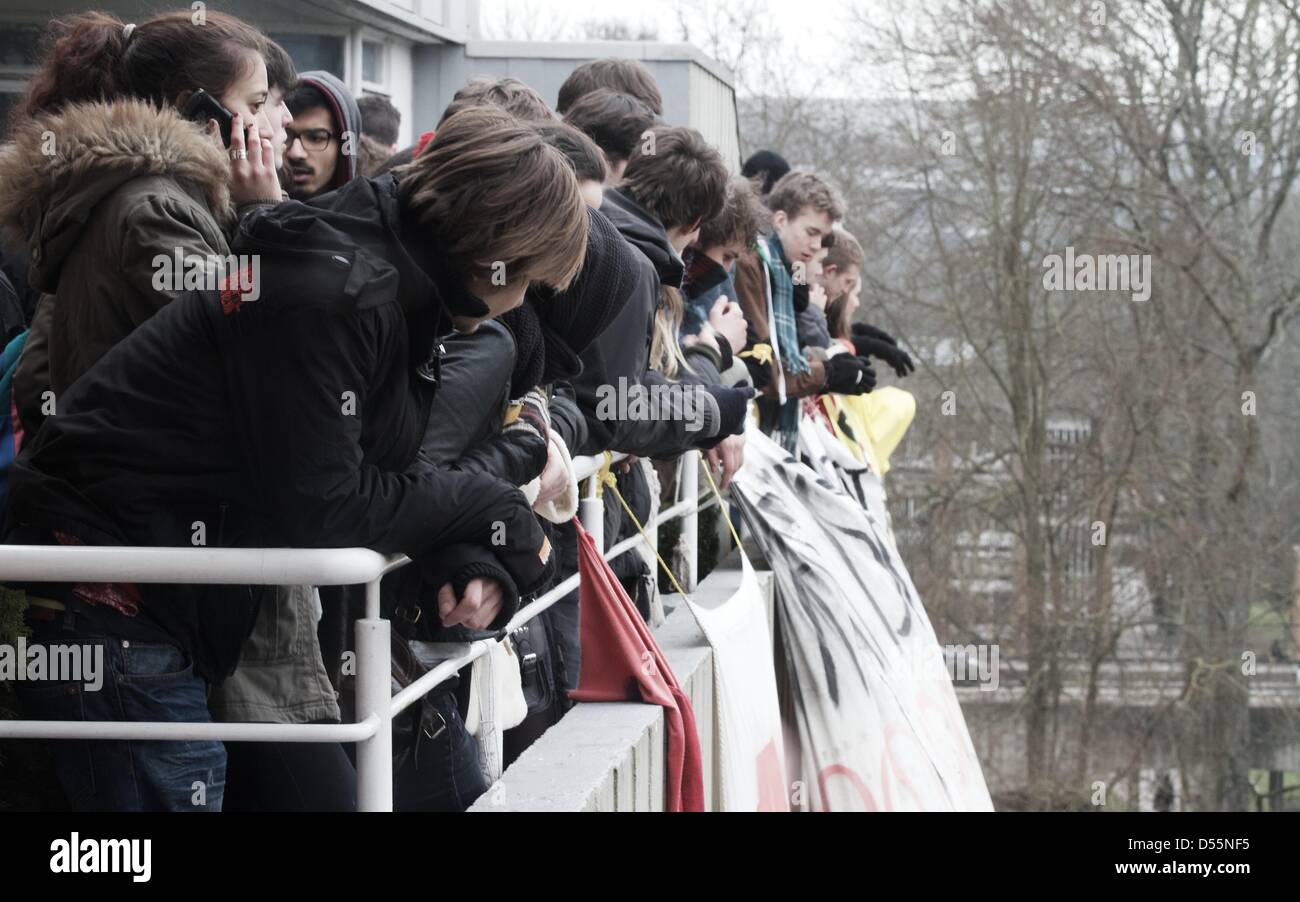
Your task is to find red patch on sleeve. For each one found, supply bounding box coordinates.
[219,266,253,316]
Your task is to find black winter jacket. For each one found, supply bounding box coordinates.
[5,174,552,682]
[568,187,725,457]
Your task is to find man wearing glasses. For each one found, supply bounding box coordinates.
[284,71,361,201]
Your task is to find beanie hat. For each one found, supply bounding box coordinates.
[741,150,791,197]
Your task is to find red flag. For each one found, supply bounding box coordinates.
[568,520,705,812]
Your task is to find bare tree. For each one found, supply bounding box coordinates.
[478,0,574,41]
[980,0,1300,813]
[835,0,1300,809]
[581,19,661,41]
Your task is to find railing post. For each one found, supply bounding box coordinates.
[681,450,699,592]
[645,462,658,566]
[580,473,604,550]
[355,577,393,812]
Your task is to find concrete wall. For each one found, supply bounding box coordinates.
[470,560,773,812]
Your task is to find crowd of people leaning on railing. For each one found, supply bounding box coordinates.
[0,9,915,812]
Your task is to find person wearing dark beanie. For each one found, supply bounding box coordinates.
[741,149,792,198]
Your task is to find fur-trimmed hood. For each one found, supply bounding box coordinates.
[0,99,233,291]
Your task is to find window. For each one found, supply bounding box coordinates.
[362,41,386,86]
[0,23,43,69]
[268,33,345,80]
[0,23,45,140]
[0,90,19,138]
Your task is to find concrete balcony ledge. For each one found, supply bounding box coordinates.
[469,558,774,812]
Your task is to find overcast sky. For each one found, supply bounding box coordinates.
[477,0,873,97]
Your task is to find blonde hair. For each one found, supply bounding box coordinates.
[649,286,690,379]
[824,227,864,273]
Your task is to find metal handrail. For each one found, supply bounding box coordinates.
[0,449,706,811]
[0,716,382,744]
[0,545,407,586]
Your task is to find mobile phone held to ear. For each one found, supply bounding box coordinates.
[182,89,236,148]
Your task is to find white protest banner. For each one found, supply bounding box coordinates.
[732,424,993,811]
[686,555,789,811]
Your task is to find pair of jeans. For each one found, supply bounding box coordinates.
[391,689,488,812]
[16,598,225,811]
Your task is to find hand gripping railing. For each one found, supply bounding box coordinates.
[0,449,703,811]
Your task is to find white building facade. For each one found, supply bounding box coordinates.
[0,1,739,167]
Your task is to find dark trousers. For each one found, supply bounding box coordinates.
[369,689,488,812]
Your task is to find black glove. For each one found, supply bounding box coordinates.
[852,322,898,346]
[822,354,877,395]
[716,334,735,372]
[851,323,914,377]
[706,385,758,439]
[741,353,773,391]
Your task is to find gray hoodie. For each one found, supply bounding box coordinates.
[296,70,362,190]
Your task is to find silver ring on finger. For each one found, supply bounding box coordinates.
[229,149,248,161]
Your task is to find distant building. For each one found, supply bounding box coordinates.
[0,1,739,166]
[430,39,741,168]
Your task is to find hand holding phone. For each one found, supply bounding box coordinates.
[182,90,281,205]
[181,89,237,147]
